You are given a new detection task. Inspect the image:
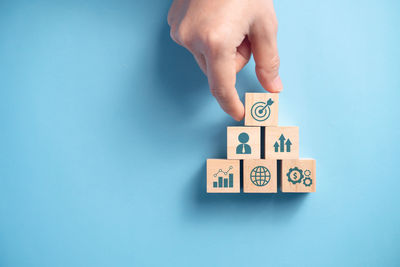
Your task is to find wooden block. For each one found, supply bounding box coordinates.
[265,126,299,159]
[281,159,316,192]
[227,126,261,159]
[244,93,279,126]
[206,159,240,193]
[243,159,277,193]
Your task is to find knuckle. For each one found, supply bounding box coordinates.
[201,28,229,54]
[176,25,194,48]
[170,23,194,48]
[169,23,181,43]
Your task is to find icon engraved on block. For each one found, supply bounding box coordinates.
[207,159,240,193]
[281,159,316,193]
[243,159,277,193]
[245,93,279,126]
[250,166,271,187]
[236,132,251,155]
[212,166,234,188]
[265,127,299,159]
[273,134,292,152]
[227,127,260,159]
[286,167,313,187]
[250,98,274,122]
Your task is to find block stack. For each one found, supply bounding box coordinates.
[207,93,316,193]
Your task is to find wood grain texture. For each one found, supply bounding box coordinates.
[227,126,261,159]
[265,126,299,159]
[281,159,316,193]
[244,93,279,126]
[206,159,240,193]
[243,159,277,193]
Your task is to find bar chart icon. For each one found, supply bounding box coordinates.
[207,160,240,193]
[212,166,234,188]
[212,174,234,188]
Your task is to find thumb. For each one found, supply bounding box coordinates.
[249,19,283,92]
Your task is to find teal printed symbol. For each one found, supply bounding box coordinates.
[274,134,292,152]
[303,177,312,187]
[236,132,251,154]
[287,167,303,184]
[251,98,274,122]
[303,170,312,187]
[213,166,234,188]
[287,167,312,186]
[250,166,271,186]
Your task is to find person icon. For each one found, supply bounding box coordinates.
[236,132,251,154]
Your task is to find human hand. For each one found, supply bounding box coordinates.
[168,0,282,121]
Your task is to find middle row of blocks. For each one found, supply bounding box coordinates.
[227,126,299,160]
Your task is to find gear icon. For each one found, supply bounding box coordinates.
[303,177,312,187]
[287,167,304,184]
[304,169,311,177]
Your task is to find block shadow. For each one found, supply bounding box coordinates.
[181,124,308,223]
[182,163,308,223]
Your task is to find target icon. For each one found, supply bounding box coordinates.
[250,98,274,122]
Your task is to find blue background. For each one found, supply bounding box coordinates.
[1,0,399,266]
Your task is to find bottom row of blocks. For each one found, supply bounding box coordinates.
[207,159,316,193]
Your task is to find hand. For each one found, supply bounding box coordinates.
[168,0,282,121]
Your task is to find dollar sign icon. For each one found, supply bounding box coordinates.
[290,171,301,182]
[287,167,304,184]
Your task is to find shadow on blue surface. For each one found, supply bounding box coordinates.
[156,23,208,116]
[182,163,307,223]
[184,124,307,222]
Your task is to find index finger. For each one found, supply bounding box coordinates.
[205,50,244,121]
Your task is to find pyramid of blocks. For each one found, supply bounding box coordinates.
[207,92,316,193]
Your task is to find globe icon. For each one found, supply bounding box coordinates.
[250,166,271,186]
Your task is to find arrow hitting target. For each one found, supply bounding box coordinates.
[250,98,274,122]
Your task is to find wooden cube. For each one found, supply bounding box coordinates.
[243,159,277,193]
[227,126,261,159]
[206,159,240,193]
[265,126,299,159]
[281,159,316,193]
[244,93,279,126]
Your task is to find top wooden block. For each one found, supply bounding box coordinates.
[245,93,279,126]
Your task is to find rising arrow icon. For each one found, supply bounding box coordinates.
[285,139,292,152]
[279,134,286,152]
[274,141,279,152]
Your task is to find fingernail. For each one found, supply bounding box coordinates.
[271,76,283,92]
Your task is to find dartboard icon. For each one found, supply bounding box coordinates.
[250,98,274,122]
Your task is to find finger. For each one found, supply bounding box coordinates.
[167,0,186,26]
[249,18,283,92]
[235,36,251,73]
[205,50,244,121]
